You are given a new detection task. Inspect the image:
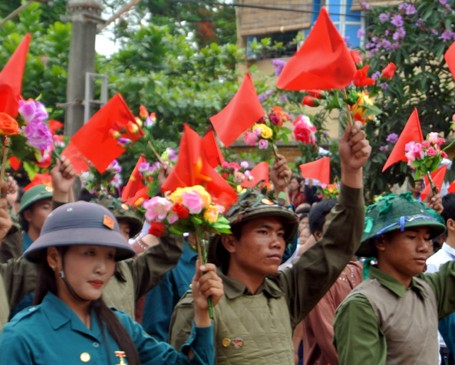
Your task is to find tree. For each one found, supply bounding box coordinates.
[361,0,455,197]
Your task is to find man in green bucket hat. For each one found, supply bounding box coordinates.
[170,121,371,364]
[334,192,455,365]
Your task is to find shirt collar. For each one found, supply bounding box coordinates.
[218,270,284,299]
[441,243,455,259]
[368,266,427,299]
[42,292,101,337]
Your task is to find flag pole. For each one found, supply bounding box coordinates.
[341,88,353,127]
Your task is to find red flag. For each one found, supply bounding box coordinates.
[276,8,356,91]
[201,130,225,167]
[241,161,269,188]
[0,34,31,117]
[444,41,455,80]
[210,73,265,147]
[299,157,330,185]
[61,142,91,174]
[121,155,148,205]
[24,173,52,191]
[448,180,455,194]
[421,165,447,202]
[162,124,238,210]
[382,108,423,172]
[71,94,143,173]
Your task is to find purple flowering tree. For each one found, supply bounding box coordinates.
[360,0,455,198]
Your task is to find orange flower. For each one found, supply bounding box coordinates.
[139,105,148,119]
[0,113,20,136]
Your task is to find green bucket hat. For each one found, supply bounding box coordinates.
[208,189,298,270]
[357,192,446,257]
[19,185,53,214]
[91,195,142,238]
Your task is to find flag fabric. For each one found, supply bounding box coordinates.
[70,94,143,173]
[162,124,238,210]
[0,34,32,117]
[448,180,455,194]
[210,73,265,147]
[241,161,269,188]
[24,173,52,191]
[201,130,225,167]
[382,108,423,172]
[61,142,91,174]
[121,154,148,205]
[299,157,330,185]
[444,41,455,80]
[276,7,356,91]
[421,165,448,201]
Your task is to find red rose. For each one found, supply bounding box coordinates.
[172,203,190,219]
[381,62,396,80]
[306,90,323,99]
[301,96,319,107]
[148,222,166,237]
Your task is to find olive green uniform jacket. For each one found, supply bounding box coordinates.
[169,185,364,365]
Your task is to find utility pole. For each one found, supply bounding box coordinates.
[64,0,104,137]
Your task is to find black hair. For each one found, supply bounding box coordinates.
[441,193,455,223]
[308,199,337,234]
[291,175,303,184]
[33,247,140,365]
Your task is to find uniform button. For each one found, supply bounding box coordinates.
[93,342,100,348]
[80,352,91,362]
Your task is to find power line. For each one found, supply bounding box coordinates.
[170,0,364,19]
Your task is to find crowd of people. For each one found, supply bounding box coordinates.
[0,121,455,365]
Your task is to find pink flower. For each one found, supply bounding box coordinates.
[167,211,179,224]
[427,132,439,144]
[19,99,48,123]
[422,141,430,148]
[427,147,437,156]
[240,161,249,169]
[293,115,317,144]
[143,196,173,221]
[181,191,203,214]
[244,131,259,146]
[233,171,245,184]
[258,139,269,149]
[23,121,53,150]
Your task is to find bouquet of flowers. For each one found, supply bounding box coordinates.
[318,183,340,200]
[0,98,54,182]
[405,132,448,180]
[142,185,231,318]
[80,160,123,197]
[218,160,253,190]
[243,106,292,151]
[301,51,395,126]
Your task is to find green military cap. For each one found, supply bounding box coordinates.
[357,192,446,257]
[91,195,142,238]
[19,185,53,214]
[209,189,298,268]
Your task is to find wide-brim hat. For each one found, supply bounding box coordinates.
[357,192,446,257]
[19,184,53,214]
[24,201,135,263]
[208,189,298,267]
[92,195,142,238]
